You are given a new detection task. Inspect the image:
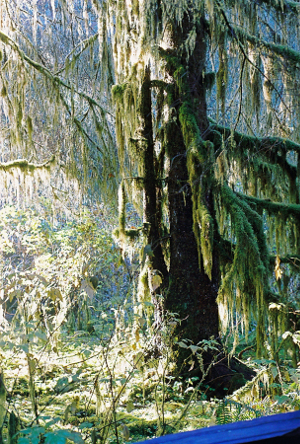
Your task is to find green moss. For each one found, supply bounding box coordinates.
[150,80,173,93]
[207,129,222,148]
[112,83,128,101]
[0,156,55,172]
[1,85,7,97]
[118,181,126,234]
[209,121,300,155]
[217,185,269,351]
[238,193,300,218]
[27,116,33,141]
[234,25,300,66]
[112,227,120,239]
[199,205,214,280]
[132,0,139,15]
[124,228,142,240]
[179,102,205,161]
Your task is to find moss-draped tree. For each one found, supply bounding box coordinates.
[1,0,300,372]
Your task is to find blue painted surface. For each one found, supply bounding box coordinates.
[133,410,300,444]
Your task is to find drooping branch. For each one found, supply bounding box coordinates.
[0,31,112,117]
[214,0,289,112]
[54,33,99,76]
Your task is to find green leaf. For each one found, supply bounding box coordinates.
[274,395,291,405]
[78,422,94,429]
[18,344,29,353]
[126,401,134,413]
[54,377,70,393]
[177,341,188,349]
[152,273,162,291]
[271,366,278,380]
[189,345,200,354]
[44,430,84,444]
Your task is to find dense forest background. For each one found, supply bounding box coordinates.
[1,0,300,443]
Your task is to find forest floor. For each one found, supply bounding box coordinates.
[1,330,300,444]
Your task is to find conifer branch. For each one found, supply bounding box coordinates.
[236,193,300,217]
[210,121,300,155]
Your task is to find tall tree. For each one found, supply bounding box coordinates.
[1,0,300,371]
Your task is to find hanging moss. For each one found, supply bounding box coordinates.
[179,102,206,162]
[217,184,269,350]
[118,181,126,235]
[239,193,300,219]
[199,205,214,280]
[112,83,128,101]
[1,84,6,97]
[132,0,139,16]
[216,31,228,115]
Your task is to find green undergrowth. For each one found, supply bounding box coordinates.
[0,205,300,444]
[1,330,300,444]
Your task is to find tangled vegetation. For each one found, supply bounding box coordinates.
[0,206,300,444]
[1,0,300,442]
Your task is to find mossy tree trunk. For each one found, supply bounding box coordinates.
[111,0,300,372]
[116,11,220,371]
[113,8,220,372]
[164,122,219,371]
[162,16,219,371]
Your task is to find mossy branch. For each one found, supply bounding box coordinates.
[215,0,289,111]
[209,121,300,155]
[243,0,300,14]
[269,254,300,270]
[55,33,99,76]
[0,31,112,116]
[233,25,300,67]
[224,0,300,13]
[237,193,300,218]
[0,156,55,172]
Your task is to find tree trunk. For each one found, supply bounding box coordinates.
[164,122,219,374]
[161,15,219,373]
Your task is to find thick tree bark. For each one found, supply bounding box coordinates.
[129,7,220,376]
[161,16,219,374]
[164,122,219,373]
